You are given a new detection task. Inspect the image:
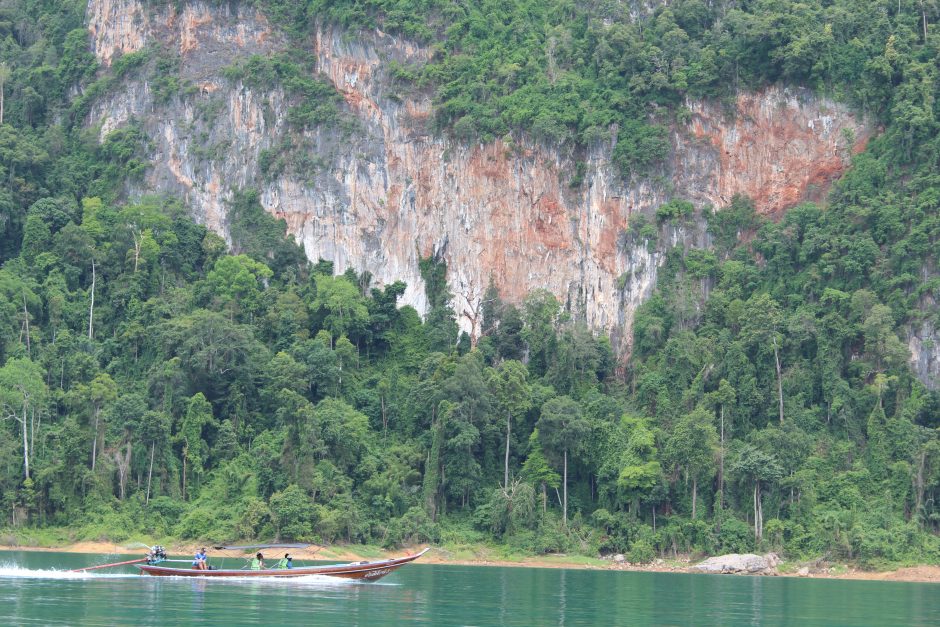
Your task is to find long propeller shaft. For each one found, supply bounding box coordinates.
[70,557,148,572]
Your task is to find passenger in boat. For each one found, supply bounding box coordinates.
[277,554,293,569]
[193,547,208,570]
[251,552,264,570]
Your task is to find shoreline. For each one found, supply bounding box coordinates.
[2,541,940,583]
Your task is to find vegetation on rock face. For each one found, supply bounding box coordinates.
[304,0,939,176]
[222,53,342,129]
[1,0,940,569]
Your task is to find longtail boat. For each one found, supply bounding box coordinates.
[135,546,429,581]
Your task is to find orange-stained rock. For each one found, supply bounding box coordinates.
[682,91,870,215]
[86,0,871,357]
[87,0,148,66]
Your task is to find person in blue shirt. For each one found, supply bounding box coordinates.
[277,554,293,569]
[193,548,208,570]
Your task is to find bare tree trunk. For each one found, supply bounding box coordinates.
[116,443,131,499]
[21,402,30,480]
[772,335,784,424]
[562,448,568,527]
[922,0,929,39]
[504,412,511,488]
[460,288,484,348]
[91,408,99,471]
[759,487,763,541]
[0,63,9,127]
[132,231,141,272]
[123,444,130,498]
[753,482,759,541]
[29,407,35,469]
[182,453,187,501]
[440,467,446,517]
[146,441,155,505]
[915,448,926,527]
[22,290,30,357]
[754,481,764,542]
[719,404,725,504]
[692,477,698,519]
[88,259,96,339]
[380,394,388,437]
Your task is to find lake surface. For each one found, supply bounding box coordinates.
[1,550,938,625]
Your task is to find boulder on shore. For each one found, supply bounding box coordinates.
[691,553,780,575]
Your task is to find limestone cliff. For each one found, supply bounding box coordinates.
[85,0,869,355]
[910,317,940,391]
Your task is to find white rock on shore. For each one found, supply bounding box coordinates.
[691,553,780,575]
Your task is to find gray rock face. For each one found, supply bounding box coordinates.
[691,553,780,575]
[909,317,940,390]
[84,0,871,358]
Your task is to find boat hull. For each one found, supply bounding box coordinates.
[136,548,428,581]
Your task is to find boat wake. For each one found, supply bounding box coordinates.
[0,564,402,585]
[156,573,357,586]
[0,563,132,579]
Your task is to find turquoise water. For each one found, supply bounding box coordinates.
[1,550,938,625]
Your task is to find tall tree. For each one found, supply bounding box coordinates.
[741,293,785,424]
[663,406,718,519]
[489,359,531,487]
[311,274,369,345]
[140,410,171,504]
[311,397,371,474]
[177,393,215,500]
[709,379,736,520]
[0,62,9,125]
[731,443,783,543]
[616,416,663,518]
[204,254,273,322]
[537,395,590,526]
[522,289,561,377]
[87,373,117,472]
[106,393,147,499]
[521,429,560,512]
[0,358,47,481]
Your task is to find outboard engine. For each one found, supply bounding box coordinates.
[147,545,167,565]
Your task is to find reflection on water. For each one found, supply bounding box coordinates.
[2,550,940,626]
[753,575,766,626]
[189,577,207,612]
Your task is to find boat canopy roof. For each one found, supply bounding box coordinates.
[212,543,313,550]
